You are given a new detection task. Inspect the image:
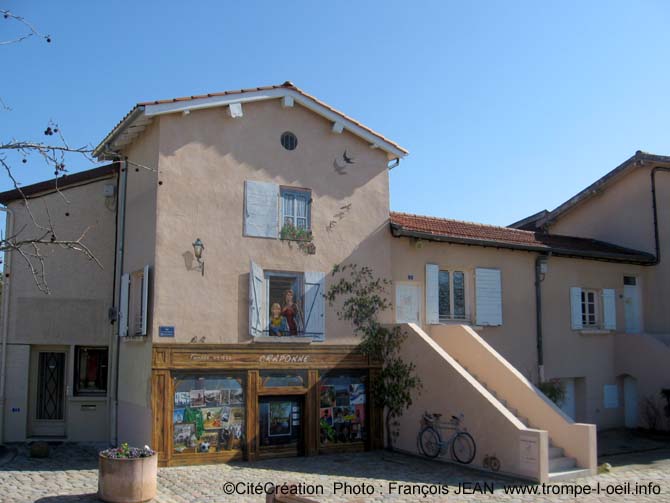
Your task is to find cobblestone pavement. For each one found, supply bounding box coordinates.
[1,443,669,502]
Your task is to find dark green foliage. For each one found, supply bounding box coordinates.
[326,263,421,449]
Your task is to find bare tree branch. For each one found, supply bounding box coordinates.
[1,9,51,46]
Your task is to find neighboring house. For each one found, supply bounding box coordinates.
[0,83,668,483]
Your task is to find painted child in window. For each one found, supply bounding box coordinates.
[282,289,303,336]
[269,303,289,336]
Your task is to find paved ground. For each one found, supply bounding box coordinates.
[0,443,669,502]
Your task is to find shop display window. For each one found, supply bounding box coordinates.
[173,374,245,454]
[319,371,367,445]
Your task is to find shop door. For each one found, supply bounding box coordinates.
[258,396,304,458]
[29,349,67,437]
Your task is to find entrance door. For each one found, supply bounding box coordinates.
[623,276,642,334]
[624,376,638,428]
[258,396,304,458]
[559,378,576,420]
[29,349,67,437]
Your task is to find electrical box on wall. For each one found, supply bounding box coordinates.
[103,184,116,197]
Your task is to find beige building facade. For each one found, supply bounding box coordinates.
[0,85,668,482]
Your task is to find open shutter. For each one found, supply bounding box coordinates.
[140,265,150,336]
[244,180,279,238]
[425,264,439,324]
[475,268,502,326]
[570,287,583,330]
[119,273,130,337]
[249,260,265,337]
[602,288,616,330]
[304,271,325,341]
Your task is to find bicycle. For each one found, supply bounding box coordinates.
[417,412,476,464]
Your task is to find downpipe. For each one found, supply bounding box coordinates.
[0,207,14,445]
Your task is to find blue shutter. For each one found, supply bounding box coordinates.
[304,271,325,340]
[244,181,279,238]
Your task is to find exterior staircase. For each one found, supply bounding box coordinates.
[461,364,590,480]
[394,323,597,482]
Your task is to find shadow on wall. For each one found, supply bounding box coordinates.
[235,222,393,343]
[158,101,389,203]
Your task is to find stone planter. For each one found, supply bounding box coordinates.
[98,453,158,503]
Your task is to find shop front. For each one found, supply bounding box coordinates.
[151,344,382,466]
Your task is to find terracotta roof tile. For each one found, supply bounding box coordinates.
[390,211,655,263]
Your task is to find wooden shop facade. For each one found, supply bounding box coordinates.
[151,344,383,467]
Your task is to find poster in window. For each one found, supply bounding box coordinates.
[349,384,366,405]
[174,392,190,408]
[190,389,205,408]
[320,385,335,407]
[204,390,222,406]
[202,407,223,429]
[269,401,292,437]
[173,408,185,424]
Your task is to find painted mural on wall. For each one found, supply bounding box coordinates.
[173,375,245,454]
[319,372,367,445]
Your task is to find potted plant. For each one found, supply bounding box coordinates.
[98,443,157,503]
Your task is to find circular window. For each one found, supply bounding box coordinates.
[280,131,298,151]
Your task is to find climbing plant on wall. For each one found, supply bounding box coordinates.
[326,263,422,450]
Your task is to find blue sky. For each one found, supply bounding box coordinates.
[2,0,669,226]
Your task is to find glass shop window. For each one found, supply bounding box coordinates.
[74,346,108,396]
[260,370,307,388]
[172,374,245,454]
[319,371,367,446]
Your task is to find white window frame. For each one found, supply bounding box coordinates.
[581,289,600,328]
[280,186,311,231]
[438,269,468,323]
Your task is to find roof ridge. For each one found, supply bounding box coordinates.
[390,211,536,235]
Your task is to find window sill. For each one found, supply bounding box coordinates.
[578,329,613,335]
[69,395,108,402]
[252,336,316,344]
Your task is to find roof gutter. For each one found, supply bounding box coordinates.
[390,224,656,265]
[93,106,145,160]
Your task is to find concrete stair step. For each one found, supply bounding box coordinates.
[549,456,577,472]
[549,446,564,459]
[548,468,592,482]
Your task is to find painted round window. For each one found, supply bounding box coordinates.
[280,131,298,151]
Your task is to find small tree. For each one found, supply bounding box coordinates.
[326,263,421,449]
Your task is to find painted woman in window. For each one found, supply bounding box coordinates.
[268,303,289,336]
[281,289,303,336]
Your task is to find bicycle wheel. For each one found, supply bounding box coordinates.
[451,432,476,464]
[419,427,441,458]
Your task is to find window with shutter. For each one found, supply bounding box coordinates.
[281,187,311,230]
[249,260,266,337]
[304,271,325,341]
[128,266,150,336]
[425,264,439,324]
[119,273,130,337]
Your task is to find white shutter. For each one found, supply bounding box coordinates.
[140,265,150,336]
[602,288,616,330]
[425,264,439,325]
[304,271,326,341]
[119,273,130,337]
[244,180,279,238]
[396,284,420,324]
[249,260,265,337]
[475,268,502,326]
[570,287,583,330]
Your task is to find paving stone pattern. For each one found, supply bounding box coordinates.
[1,443,669,502]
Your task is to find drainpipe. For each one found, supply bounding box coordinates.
[535,253,549,383]
[110,158,128,447]
[0,207,14,445]
[650,167,670,265]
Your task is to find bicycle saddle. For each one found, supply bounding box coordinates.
[432,413,442,419]
[451,415,459,421]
